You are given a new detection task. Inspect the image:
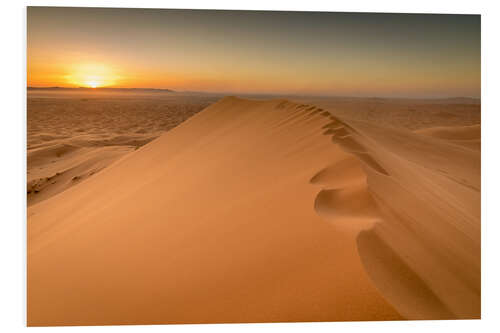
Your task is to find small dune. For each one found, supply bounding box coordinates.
[28,143,82,169]
[27,146,134,206]
[27,94,216,204]
[415,125,481,150]
[416,124,480,141]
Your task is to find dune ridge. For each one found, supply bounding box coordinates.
[27,95,215,206]
[27,97,479,325]
[313,111,480,319]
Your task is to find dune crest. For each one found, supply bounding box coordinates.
[314,112,480,319]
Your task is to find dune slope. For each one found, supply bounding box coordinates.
[27,144,134,206]
[317,114,480,319]
[27,97,480,325]
[27,94,215,206]
[28,97,402,326]
[415,124,481,151]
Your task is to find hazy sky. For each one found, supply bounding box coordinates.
[27,7,480,97]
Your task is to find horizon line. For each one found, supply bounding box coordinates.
[26,86,481,101]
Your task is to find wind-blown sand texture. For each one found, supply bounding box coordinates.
[27,93,217,205]
[27,96,480,325]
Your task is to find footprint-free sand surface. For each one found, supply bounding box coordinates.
[27,95,480,325]
[27,92,217,206]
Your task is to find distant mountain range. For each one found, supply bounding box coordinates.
[27,87,175,93]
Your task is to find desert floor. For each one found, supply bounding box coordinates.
[27,91,218,206]
[27,91,480,325]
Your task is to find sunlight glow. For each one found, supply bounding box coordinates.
[65,63,118,88]
[85,80,100,88]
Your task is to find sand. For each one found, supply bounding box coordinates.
[27,95,480,325]
[27,93,216,205]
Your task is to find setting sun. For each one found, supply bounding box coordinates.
[64,63,118,88]
[83,79,101,88]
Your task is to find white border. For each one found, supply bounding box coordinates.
[2,1,499,332]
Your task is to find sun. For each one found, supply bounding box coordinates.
[85,80,100,88]
[65,63,118,88]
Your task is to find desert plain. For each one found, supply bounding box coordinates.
[27,89,481,325]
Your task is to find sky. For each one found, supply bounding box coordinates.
[27,7,481,98]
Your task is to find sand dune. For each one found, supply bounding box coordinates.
[416,124,480,141]
[295,97,480,130]
[27,93,216,205]
[27,144,134,206]
[27,97,480,325]
[317,115,480,319]
[415,125,481,150]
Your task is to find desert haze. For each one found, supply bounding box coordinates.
[27,90,480,325]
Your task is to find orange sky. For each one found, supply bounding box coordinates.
[27,7,480,98]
